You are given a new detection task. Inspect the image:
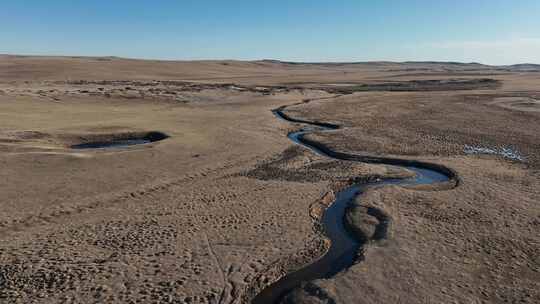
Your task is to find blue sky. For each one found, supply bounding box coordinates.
[2,1,540,64]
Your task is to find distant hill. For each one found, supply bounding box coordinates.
[1,54,539,84]
[502,64,540,71]
[258,59,540,71]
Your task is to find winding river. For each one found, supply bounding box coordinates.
[252,99,459,304]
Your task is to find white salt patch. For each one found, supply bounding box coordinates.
[464,145,524,161]
[229,85,247,91]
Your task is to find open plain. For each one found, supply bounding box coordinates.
[0,55,539,303]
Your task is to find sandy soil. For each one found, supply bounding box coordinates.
[0,55,538,303]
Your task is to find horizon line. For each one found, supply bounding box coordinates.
[1,53,539,67]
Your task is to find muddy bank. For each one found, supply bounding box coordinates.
[69,131,169,149]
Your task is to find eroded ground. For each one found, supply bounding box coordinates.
[0,56,539,303]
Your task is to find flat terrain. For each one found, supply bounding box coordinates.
[0,55,539,303]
